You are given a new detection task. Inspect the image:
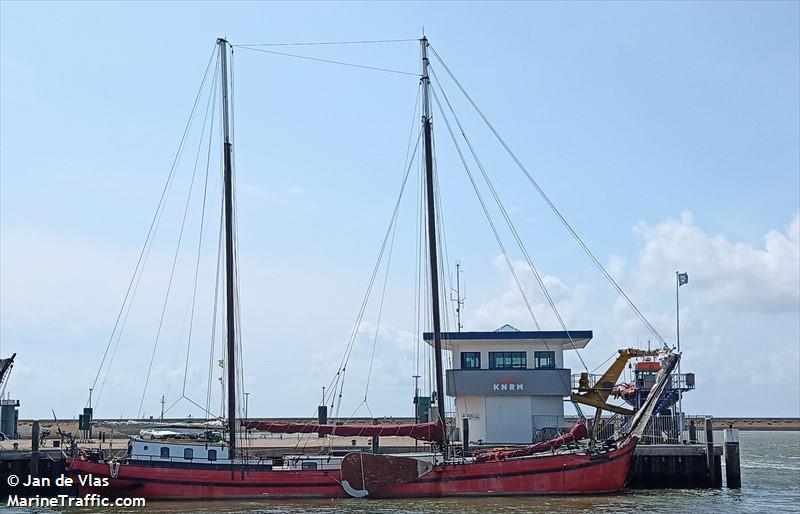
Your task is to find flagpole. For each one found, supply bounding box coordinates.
[676,271,683,436]
[676,271,680,355]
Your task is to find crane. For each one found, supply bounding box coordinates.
[571,348,660,440]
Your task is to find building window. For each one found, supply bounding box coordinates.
[534,351,556,369]
[461,352,481,369]
[160,447,170,459]
[208,449,217,462]
[183,448,193,460]
[489,351,527,369]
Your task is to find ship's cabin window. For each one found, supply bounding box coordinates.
[160,447,170,459]
[489,351,527,369]
[534,351,556,369]
[461,352,481,369]
[208,449,217,462]
[184,448,193,460]
[301,461,318,470]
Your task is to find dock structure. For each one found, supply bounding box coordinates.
[629,444,722,488]
[0,449,71,498]
[1,415,747,494]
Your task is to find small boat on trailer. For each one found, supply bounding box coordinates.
[70,36,679,500]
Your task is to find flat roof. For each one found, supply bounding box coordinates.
[422,330,593,350]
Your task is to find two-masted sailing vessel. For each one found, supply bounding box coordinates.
[69,37,678,499]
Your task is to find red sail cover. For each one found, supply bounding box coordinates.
[242,420,446,443]
[474,422,589,462]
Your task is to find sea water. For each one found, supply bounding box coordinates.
[2,431,798,513]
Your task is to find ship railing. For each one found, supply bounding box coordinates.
[670,373,696,390]
[571,372,695,391]
[571,373,603,389]
[617,414,713,445]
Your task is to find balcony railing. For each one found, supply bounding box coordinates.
[571,372,695,391]
[616,414,713,445]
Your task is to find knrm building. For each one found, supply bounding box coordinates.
[424,325,592,444]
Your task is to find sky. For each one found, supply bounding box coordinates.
[1,1,798,420]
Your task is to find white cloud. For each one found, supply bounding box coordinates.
[469,212,800,416]
[632,211,799,314]
[606,255,627,282]
[471,255,589,331]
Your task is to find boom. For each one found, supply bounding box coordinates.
[572,348,659,439]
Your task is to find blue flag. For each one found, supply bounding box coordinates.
[678,272,689,286]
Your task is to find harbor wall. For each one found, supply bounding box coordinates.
[628,445,723,489]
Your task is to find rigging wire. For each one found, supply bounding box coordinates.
[205,209,224,420]
[89,43,219,410]
[322,87,423,418]
[329,130,421,420]
[421,151,434,398]
[288,90,424,454]
[428,45,668,346]
[591,351,620,374]
[430,123,459,419]
[205,133,226,420]
[430,87,584,393]
[361,190,398,418]
[428,86,542,331]
[183,55,220,396]
[138,83,210,418]
[234,38,418,47]
[235,45,418,77]
[412,117,426,397]
[362,88,421,406]
[229,44,248,434]
[429,65,588,370]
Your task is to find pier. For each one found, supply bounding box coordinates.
[1,415,752,494]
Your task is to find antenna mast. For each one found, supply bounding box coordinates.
[218,37,239,455]
[420,37,448,452]
[450,261,465,332]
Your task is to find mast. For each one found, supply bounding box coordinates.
[218,37,238,455]
[420,37,448,451]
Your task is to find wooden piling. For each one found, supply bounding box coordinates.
[462,417,470,456]
[724,428,742,489]
[30,420,39,478]
[372,419,379,454]
[705,417,715,485]
[317,405,327,438]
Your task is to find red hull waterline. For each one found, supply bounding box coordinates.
[68,438,637,500]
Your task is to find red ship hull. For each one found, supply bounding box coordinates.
[68,438,637,499]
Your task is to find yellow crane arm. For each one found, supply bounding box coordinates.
[572,348,659,436]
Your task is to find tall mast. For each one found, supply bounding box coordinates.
[420,37,448,451]
[218,37,238,455]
